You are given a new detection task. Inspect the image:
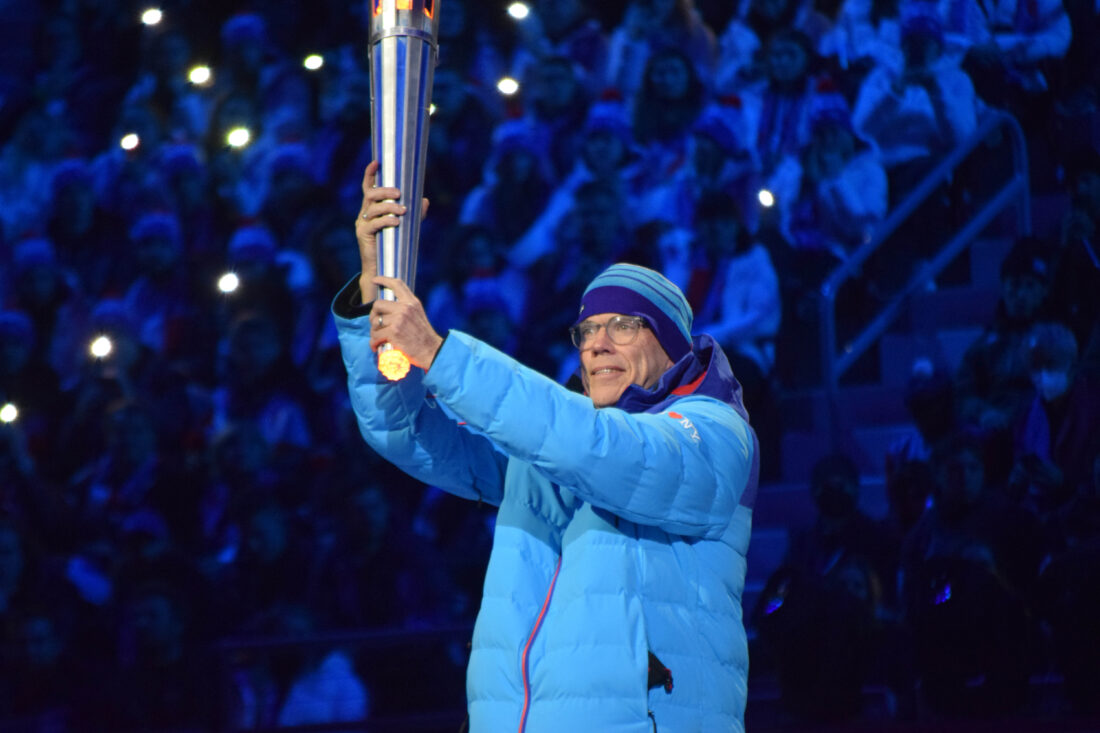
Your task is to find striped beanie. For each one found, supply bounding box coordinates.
[575,264,694,361]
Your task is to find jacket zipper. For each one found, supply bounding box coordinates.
[518,555,562,733]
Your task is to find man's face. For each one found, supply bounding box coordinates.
[579,313,674,407]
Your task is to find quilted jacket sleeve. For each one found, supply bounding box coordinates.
[335,306,508,506]
[424,332,754,538]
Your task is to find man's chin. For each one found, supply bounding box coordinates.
[589,386,625,408]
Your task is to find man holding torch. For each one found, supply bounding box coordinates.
[332,160,758,731]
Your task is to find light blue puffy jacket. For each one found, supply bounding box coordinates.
[336,303,757,733]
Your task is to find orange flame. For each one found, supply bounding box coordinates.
[373,0,434,17]
[378,348,412,380]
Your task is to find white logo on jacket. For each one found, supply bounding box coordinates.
[666,411,701,443]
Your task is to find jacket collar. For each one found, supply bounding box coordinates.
[614,334,749,423]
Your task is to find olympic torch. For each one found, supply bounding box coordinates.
[369,0,441,380]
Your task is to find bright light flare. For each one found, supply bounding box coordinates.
[226,127,251,148]
[378,348,411,381]
[429,103,437,116]
[120,133,140,150]
[141,7,163,25]
[507,2,530,19]
[189,65,212,85]
[0,403,17,424]
[758,189,775,208]
[90,335,113,359]
[303,54,324,71]
[496,77,519,96]
[218,272,240,293]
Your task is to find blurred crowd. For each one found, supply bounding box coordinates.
[754,231,1100,722]
[0,0,1097,728]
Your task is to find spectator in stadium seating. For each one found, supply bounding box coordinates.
[899,432,1042,714]
[1047,148,1100,368]
[423,67,495,230]
[122,211,204,360]
[0,310,64,462]
[153,143,219,255]
[59,295,198,465]
[66,399,200,543]
[1009,323,1100,513]
[523,55,592,179]
[757,454,895,723]
[630,47,709,173]
[1046,0,1099,165]
[787,453,901,605]
[687,192,783,478]
[888,359,958,469]
[231,604,368,729]
[511,96,645,270]
[434,0,509,99]
[209,309,313,454]
[122,28,211,142]
[941,0,1070,125]
[606,0,717,99]
[43,157,130,299]
[1032,451,1100,714]
[314,485,413,630]
[511,0,608,94]
[2,607,78,722]
[425,224,529,338]
[955,238,1054,474]
[776,90,888,262]
[742,29,821,178]
[99,582,216,731]
[216,501,317,629]
[819,0,905,83]
[459,120,554,246]
[852,1,978,195]
[636,99,755,231]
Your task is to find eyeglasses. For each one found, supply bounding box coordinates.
[569,315,648,349]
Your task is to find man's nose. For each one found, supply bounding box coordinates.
[587,326,614,353]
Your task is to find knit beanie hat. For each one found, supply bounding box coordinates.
[575,264,693,361]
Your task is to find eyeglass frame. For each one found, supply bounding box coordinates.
[569,315,650,349]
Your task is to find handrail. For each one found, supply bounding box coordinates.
[817,110,1031,419]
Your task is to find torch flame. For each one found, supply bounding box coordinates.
[378,348,412,381]
[373,0,434,17]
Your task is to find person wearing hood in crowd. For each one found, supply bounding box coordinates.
[459,119,554,247]
[955,237,1055,484]
[606,0,717,99]
[334,163,758,732]
[509,95,645,273]
[630,47,709,176]
[1009,322,1100,514]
